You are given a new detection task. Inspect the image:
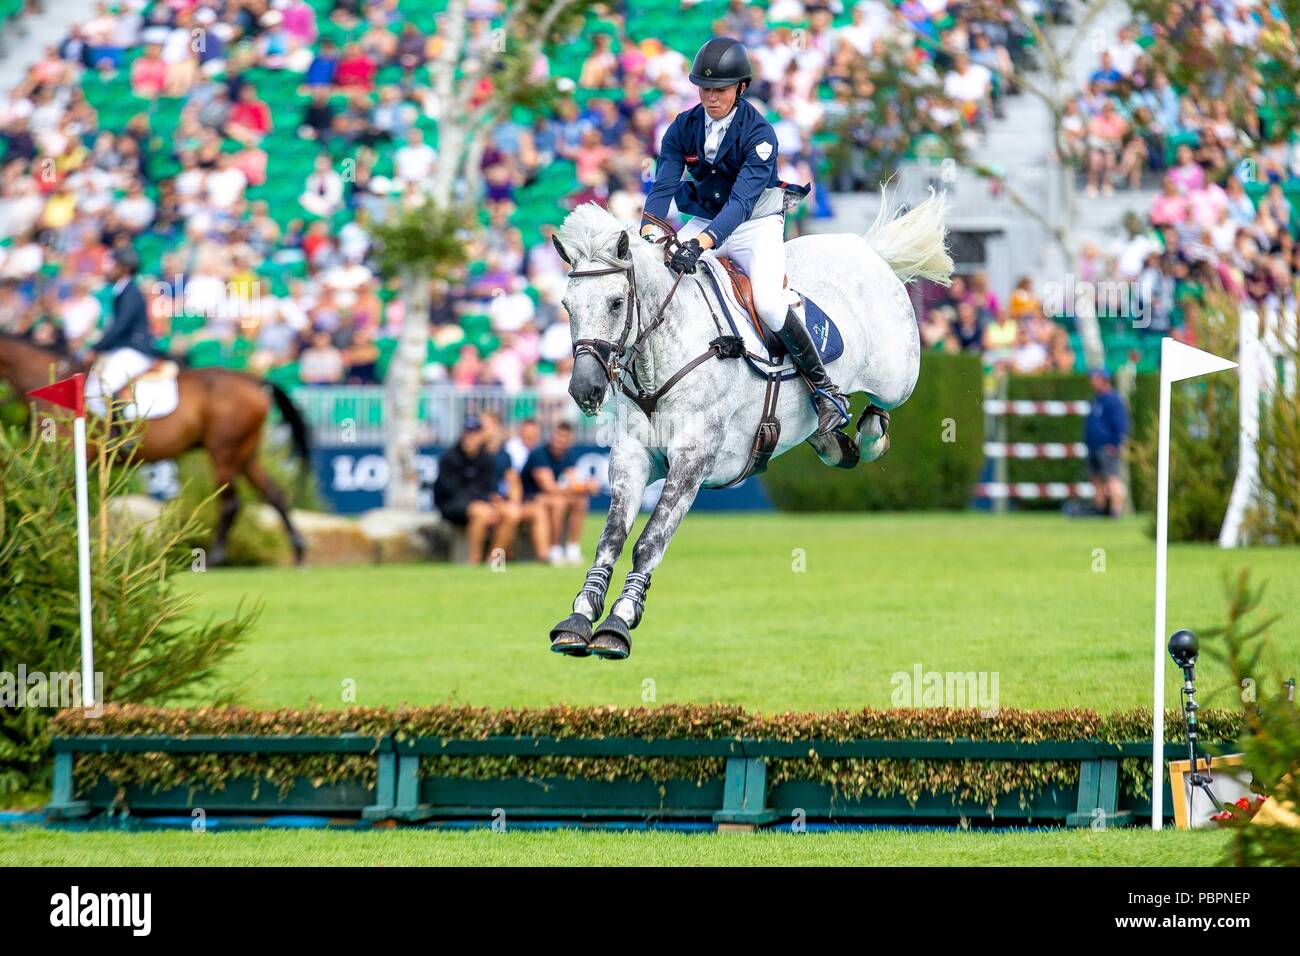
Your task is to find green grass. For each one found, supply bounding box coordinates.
[7,512,1293,867]
[0,826,1233,866]
[184,512,1300,713]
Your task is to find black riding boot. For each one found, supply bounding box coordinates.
[775,307,849,434]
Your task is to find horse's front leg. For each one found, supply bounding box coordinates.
[548,440,652,657]
[588,445,714,660]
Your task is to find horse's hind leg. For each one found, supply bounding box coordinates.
[245,457,306,564]
[549,441,651,657]
[209,480,240,567]
[588,447,712,661]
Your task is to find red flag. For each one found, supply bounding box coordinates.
[26,372,85,417]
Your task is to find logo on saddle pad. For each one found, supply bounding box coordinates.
[755,142,773,161]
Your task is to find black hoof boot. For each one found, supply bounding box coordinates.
[808,429,861,469]
[549,614,593,657]
[589,615,632,660]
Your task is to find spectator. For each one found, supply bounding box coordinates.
[505,416,541,472]
[300,88,337,142]
[299,329,346,384]
[480,410,552,562]
[1085,99,1126,196]
[115,180,156,233]
[130,43,168,99]
[432,416,519,565]
[344,325,380,384]
[520,421,598,565]
[300,154,344,218]
[393,128,436,187]
[58,277,102,350]
[305,40,340,86]
[335,43,377,90]
[227,85,272,146]
[1084,368,1129,517]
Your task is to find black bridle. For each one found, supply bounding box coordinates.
[567,214,741,418]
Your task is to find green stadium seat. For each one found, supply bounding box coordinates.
[460,313,491,338]
[265,362,302,389]
[186,339,225,367]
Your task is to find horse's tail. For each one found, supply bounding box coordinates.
[863,187,954,287]
[267,382,311,491]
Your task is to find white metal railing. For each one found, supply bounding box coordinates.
[1220,307,1298,546]
[290,385,606,447]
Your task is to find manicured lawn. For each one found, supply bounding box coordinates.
[181,512,1299,713]
[0,824,1234,867]
[5,513,1290,868]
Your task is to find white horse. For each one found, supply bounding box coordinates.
[548,192,953,659]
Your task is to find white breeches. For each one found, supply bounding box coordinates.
[87,348,153,398]
[680,213,792,332]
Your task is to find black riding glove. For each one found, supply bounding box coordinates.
[668,238,703,275]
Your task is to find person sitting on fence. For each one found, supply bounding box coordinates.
[1084,368,1129,518]
[433,416,519,565]
[521,421,597,566]
[479,410,552,563]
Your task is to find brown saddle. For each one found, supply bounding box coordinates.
[713,255,787,343]
[712,255,794,359]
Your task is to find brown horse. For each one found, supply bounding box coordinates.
[0,332,308,564]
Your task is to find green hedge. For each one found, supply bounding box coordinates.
[760,353,985,510]
[54,703,1241,808]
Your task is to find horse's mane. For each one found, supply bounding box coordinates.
[557,202,634,271]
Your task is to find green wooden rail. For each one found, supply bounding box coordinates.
[48,734,1178,827]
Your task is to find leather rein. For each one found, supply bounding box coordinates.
[567,212,741,419]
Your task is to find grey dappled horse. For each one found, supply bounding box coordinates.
[547,193,953,659]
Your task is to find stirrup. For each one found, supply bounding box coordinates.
[812,386,851,432]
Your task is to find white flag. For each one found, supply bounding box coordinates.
[1162,337,1236,383]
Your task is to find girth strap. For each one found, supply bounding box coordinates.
[719,372,783,489]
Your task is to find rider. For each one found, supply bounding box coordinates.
[85,246,166,416]
[639,36,849,435]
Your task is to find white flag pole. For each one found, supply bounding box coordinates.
[1151,367,1171,830]
[72,413,96,708]
[1151,338,1236,830]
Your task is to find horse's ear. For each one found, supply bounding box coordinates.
[552,234,572,265]
[616,231,629,260]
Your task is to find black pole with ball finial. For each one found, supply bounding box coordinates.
[1168,629,1224,821]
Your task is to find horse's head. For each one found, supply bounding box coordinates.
[552,204,646,416]
[0,330,79,394]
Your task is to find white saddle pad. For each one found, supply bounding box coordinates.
[86,379,179,421]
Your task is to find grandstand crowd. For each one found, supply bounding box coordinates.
[1063,1,1299,363]
[0,0,1296,396]
[0,0,1030,390]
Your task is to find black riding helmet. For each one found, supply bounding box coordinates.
[689,36,752,89]
[111,246,140,274]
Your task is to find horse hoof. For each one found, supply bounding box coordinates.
[589,616,632,660]
[808,430,860,469]
[549,614,593,657]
